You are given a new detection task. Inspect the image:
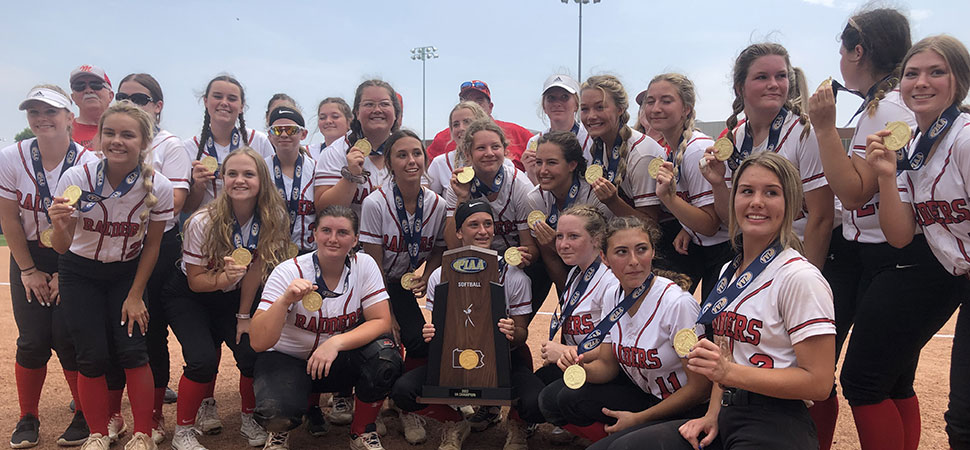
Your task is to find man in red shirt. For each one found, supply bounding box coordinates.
[68,65,113,150]
[426,80,534,169]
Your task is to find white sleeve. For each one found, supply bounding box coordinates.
[777,264,835,345]
[358,254,389,310]
[156,137,192,191]
[425,268,443,311]
[896,172,912,204]
[682,144,715,208]
[511,176,533,232]
[429,193,448,247]
[626,145,661,207]
[444,183,458,217]
[796,129,828,193]
[506,267,533,316]
[314,144,345,187]
[259,261,296,312]
[181,212,209,267]
[359,192,384,245]
[664,289,702,349]
[0,144,18,201]
[149,175,176,223]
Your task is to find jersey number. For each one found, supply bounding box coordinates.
[856,202,877,218]
[654,372,683,399]
[748,353,775,368]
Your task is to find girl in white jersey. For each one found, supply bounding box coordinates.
[580,75,667,222]
[311,97,352,161]
[551,216,710,445]
[700,43,834,269]
[643,73,733,299]
[1,85,97,448]
[426,102,489,196]
[184,75,275,213]
[250,205,402,450]
[265,106,319,253]
[314,79,403,216]
[48,101,176,450]
[107,73,192,445]
[672,152,835,450]
[805,10,927,450]
[165,148,290,450]
[866,35,970,450]
[521,74,589,185]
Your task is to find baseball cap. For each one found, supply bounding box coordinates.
[542,74,581,95]
[268,106,305,127]
[70,65,112,89]
[459,80,491,100]
[455,200,493,228]
[19,87,72,111]
[635,89,650,106]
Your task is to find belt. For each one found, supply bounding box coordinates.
[721,388,804,409]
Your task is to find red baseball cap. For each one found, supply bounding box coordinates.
[459,80,491,100]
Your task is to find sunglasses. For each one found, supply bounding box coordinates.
[115,92,154,106]
[71,80,106,92]
[269,125,304,136]
[461,80,487,90]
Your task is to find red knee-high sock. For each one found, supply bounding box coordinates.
[239,375,255,414]
[176,375,209,426]
[125,365,154,434]
[851,400,904,450]
[307,393,321,410]
[404,356,427,373]
[78,374,109,435]
[893,395,921,450]
[108,389,123,416]
[810,394,840,450]
[204,379,216,399]
[351,398,383,435]
[63,369,82,412]
[414,404,462,422]
[153,388,165,422]
[15,363,46,419]
[563,423,608,442]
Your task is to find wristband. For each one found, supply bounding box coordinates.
[235,313,251,320]
[20,265,36,273]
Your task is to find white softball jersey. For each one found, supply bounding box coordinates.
[444,164,533,254]
[844,90,917,243]
[427,150,516,197]
[313,137,388,216]
[258,252,389,360]
[359,180,447,279]
[557,263,618,346]
[711,248,835,370]
[264,154,319,252]
[0,138,98,242]
[897,113,970,276]
[180,209,254,292]
[151,130,191,232]
[54,160,175,263]
[602,276,699,400]
[667,130,730,246]
[524,179,612,231]
[184,129,275,207]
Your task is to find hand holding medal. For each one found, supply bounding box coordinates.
[882,121,912,152]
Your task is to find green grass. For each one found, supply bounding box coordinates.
[0,234,6,246]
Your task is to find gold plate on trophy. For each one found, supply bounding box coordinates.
[459,349,479,370]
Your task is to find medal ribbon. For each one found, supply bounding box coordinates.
[232,213,261,252]
[30,141,78,221]
[570,122,580,135]
[591,134,623,183]
[392,184,425,270]
[546,174,581,228]
[576,272,655,355]
[312,252,352,298]
[897,105,961,172]
[832,74,893,127]
[728,108,789,171]
[696,240,783,325]
[470,168,505,198]
[272,154,304,226]
[549,259,601,341]
[77,160,142,212]
[196,127,242,175]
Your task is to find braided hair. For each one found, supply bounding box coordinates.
[841,8,911,116]
[646,73,697,176]
[582,75,633,186]
[197,75,249,156]
[727,43,813,141]
[98,101,157,223]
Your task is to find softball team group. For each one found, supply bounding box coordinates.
[3,7,969,450]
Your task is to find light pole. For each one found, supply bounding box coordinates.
[410,45,439,142]
[561,0,600,80]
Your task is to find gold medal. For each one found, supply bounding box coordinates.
[230,247,253,266]
[713,138,734,162]
[504,247,522,266]
[456,166,475,184]
[459,349,479,370]
[39,228,54,248]
[584,164,603,185]
[817,76,833,92]
[286,242,299,259]
[527,210,547,230]
[673,328,699,357]
[62,185,81,205]
[401,272,416,290]
[883,121,912,152]
[353,138,372,157]
[302,291,323,312]
[528,139,538,151]
[647,157,665,179]
[563,364,587,390]
[200,156,219,173]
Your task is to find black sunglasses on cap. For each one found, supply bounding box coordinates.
[115,92,154,106]
[71,80,106,92]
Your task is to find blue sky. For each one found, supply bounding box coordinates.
[2,0,968,148]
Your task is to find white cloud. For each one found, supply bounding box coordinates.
[911,9,933,21]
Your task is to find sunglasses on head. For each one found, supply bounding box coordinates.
[71,80,106,92]
[461,80,487,90]
[115,92,154,106]
[269,125,304,136]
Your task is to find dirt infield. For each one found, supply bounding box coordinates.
[0,247,957,449]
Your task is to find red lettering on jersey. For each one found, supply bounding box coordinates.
[297,200,315,216]
[564,314,595,335]
[654,372,683,399]
[913,200,969,226]
[712,311,762,345]
[19,192,42,212]
[747,319,763,345]
[616,345,661,369]
[351,187,370,205]
[81,218,141,237]
[295,314,307,329]
[954,199,970,222]
[856,202,876,218]
[383,235,436,253]
[748,353,775,368]
[494,220,518,237]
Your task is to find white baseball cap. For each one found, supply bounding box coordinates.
[542,74,581,95]
[70,64,112,89]
[19,87,73,111]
